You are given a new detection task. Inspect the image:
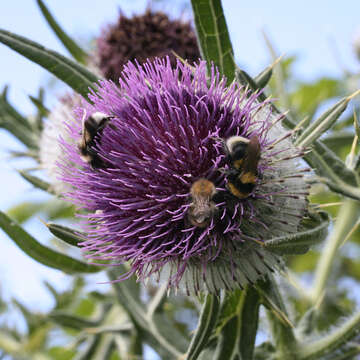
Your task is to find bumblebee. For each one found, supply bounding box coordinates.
[188,178,217,228]
[224,135,261,199]
[78,112,113,169]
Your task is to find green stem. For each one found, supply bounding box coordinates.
[267,311,298,360]
[186,293,220,360]
[298,311,360,360]
[259,277,298,360]
[238,286,260,360]
[310,199,360,304]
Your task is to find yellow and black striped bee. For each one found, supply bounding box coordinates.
[224,135,261,199]
[78,112,114,169]
[188,178,217,228]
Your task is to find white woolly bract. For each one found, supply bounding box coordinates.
[39,93,83,194]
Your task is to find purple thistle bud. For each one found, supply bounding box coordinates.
[59,58,309,294]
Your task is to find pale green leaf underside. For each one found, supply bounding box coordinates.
[0,210,101,274]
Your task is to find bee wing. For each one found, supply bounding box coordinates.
[241,136,261,176]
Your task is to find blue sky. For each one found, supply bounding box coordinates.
[0,0,360,317]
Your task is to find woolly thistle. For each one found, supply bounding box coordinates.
[96,9,200,82]
[58,58,309,294]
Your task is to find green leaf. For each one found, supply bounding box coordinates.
[238,287,261,360]
[190,0,236,83]
[236,68,267,102]
[12,299,44,334]
[30,87,46,132]
[264,211,330,254]
[108,268,147,327]
[18,170,53,193]
[290,78,340,117]
[29,94,49,116]
[29,92,49,119]
[47,223,85,247]
[305,141,360,201]
[254,342,275,360]
[47,346,77,360]
[0,331,21,356]
[49,312,99,330]
[0,29,99,101]
[295,92,359,147]
[323,131,353,151]
[0,88,32,130]
[256,276,293,329]
[147,284,167,318]
[45,277,85,310]
[36,0,88,63]
[108,269,184,359]
[74,335,103,360]
[214,287,260,360]
[296,307,318,338]
[85,323,133,336]
[43,280,59,300]
[87,335,115,360]
[0,96,38,148]
[328,345,360,360]
[186,294,220,360]
[7,202,45,224]
[254,65,273,89]
[257,277,297,359]
[44,200,75,220]
[216,289,242,331]
[312,141,358,187]
[213,315,238,360]
[7,200,73,224]
[253,56,282,89]
[0,210,101,274]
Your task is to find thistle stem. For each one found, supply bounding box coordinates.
[298,310,360,359]
[261,277,298,359]
[267,311,298,360]
[310,199,360,304]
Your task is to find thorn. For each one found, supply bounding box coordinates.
[37,216,49,227]
[293,115,310,132]
[346,88,360,102]
[314,202,343,209]
[270,54,285,69]
[340,218,360,248]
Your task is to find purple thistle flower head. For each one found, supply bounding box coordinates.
[96,9,200,82]
[59,57,309,294]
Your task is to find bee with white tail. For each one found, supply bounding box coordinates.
[78,112,114,169]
